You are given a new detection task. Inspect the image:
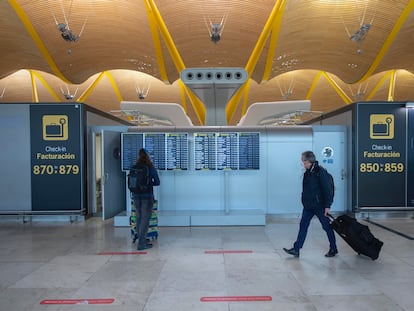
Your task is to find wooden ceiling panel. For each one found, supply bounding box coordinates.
[2,0,414,125]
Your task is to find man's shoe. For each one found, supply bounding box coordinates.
[283,247,299,257]
[325,249,338,257]
[137,243,153,251]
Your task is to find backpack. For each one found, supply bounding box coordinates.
[127,164,151,194]
[318,166,335,201]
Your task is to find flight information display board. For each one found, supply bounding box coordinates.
[121,133,188,171]
[194,132,260,170]
[194,133,217,170]
[166,133,189,170]
[145,133,166,170]
[217,133,238,170]
[121,133,144,171]
[239,132,260,170]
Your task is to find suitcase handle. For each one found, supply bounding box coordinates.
[326,213,335,222]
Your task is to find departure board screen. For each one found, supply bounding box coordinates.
[121,132,188,171]
[194,133,217,170]
[217,132,238,170]
[145,133,166,170]
[239,132,260,169]
[194,132,260,170]
[121,133,144,171]
[166,133,189,170]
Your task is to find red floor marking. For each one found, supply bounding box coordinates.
[98,251,147,255]
[40,299,115,305]
[204,250,253,254]
[201,296,272,302]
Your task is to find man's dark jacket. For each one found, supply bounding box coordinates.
[301,161,333,210]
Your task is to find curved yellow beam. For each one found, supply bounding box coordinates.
[306,71,323,99]
[241,79,252,116]
[356,1,414,83]
[322,72,352,104]
[29,70,39,102]
[178,79,188,113]
[227,0,284,123]
[105,72,123,102]
[145,0,185,73]
[388,70,397,101]
[365,71,393,100]
[262,0,288,82]
[8,0,71,83]
[77,72,106,102]
[144,0,169,83]
[245,0,284,76]
[32,71,61,101]
[183,86,205,125]
[226,82,249,124]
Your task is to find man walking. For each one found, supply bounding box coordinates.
[283,150,338,258]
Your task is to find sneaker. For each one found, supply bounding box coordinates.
[137,243,153,251]
[325,249,338,257]
[283,247,299,258]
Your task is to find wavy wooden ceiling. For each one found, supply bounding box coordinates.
[1,0,414,125]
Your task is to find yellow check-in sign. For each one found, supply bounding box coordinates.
[370,114,394,139]
[42,115,68,141]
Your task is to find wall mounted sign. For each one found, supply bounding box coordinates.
[30,104,83,211]
[355,103,407,207]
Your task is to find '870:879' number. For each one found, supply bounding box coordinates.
[33,164,79,175]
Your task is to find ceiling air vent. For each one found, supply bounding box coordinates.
[181,68,247,126]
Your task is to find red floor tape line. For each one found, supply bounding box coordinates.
[201,296,272,302]
[98,252,147,255]
[40,299,115,305]
[204,250,253,254]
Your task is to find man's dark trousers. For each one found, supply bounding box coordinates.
[293,208,337,252]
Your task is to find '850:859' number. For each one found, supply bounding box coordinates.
[33,164,79,175]
[359,162,404,173]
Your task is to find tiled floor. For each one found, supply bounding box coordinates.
[0,216,413,311]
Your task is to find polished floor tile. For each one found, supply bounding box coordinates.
[0,216,413,310]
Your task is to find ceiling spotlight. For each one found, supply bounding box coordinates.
[60,85,78,100]
[51,1,88,44]
[0,83,7,100]
[204,13,228,44]
[349,83,368,101]
[136,80,151,101]
[350,23,371,42]
[57,23,79,42]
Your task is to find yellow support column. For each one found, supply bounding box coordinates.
[227,0,284,122]
[145,0,185,72]
[77,72,106,102]
[366,71,393,101]
[306,71,323,100]
[322,72,352,104]
[388,70,397,101]
[262,0,288,82]
[32,71,61,102]
[144,0,169,83]
[356,1,414,83]
[8,0,71,83]
[29,70,39,103]
[105,72,123,102]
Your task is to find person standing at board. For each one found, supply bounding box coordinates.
[130,148,160,250]
[283,150,338,258]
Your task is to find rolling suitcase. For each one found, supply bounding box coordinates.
[328,214,383,260]
[130,199,159,243]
